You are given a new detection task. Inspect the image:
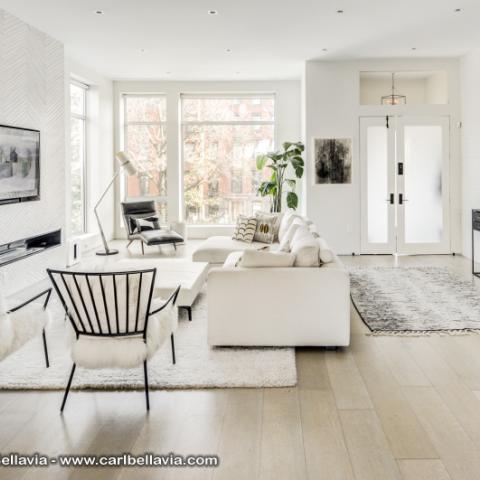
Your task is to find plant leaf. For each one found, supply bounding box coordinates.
[294,166,304,178]
[258,181,276,197]
[256,154,268,170]
[285,179,296,189]
[286,191,298,209]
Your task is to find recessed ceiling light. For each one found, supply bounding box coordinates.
[337,9,344,14]
[165,71,171,75]
[225,48,232,53]
[322,48,328,52]
[94,10,104,15]
[235,71,240,74]
[411,47,417,50]
[208,10,218,15]
[454,8,462,12]
[140,48,147,53]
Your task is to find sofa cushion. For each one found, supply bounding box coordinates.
[239,250,296,268]
[309,223,320,238]
[278,212,303,242]
[291,226,320,267]
[223,251,244,268]
[139,229,184,246]
[318,237,335,264]
[277,218,305,252]
[232,215,257,243]
[192,236,271,264]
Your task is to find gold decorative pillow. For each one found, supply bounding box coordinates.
[232,216,258,243]
[253,214,277,244]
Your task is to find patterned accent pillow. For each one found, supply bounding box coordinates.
[255,211,283,241]
[232,216,258,243]
[253,214,277,244]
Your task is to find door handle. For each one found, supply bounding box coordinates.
[385,193,394,204]
[399,194,409,205]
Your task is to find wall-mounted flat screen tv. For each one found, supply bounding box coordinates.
[0,125,40,204]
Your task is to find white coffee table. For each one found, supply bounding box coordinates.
[115,258,208,321]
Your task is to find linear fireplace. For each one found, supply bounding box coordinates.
[0,229,61,268]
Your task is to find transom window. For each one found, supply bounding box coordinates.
[122,94,167,221]
[181,94,275,225]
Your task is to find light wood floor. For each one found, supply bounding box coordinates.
[2,249,480,479]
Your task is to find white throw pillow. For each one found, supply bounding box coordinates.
[291,226,320,267]
[239,250,296,268]
[278,212,303,242]
[308,223,320,238]
[232,215,257,243]
[277,218,305,252]
[317,237,335,264]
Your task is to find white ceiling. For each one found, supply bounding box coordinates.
[0,0,479,80]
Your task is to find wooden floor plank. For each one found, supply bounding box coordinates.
[118,390,227,480]
[339,409,402,480]
[351,333,437,459]
[296,349,331,390]
[427,335,480,391]
[259,388,306,480]
[403,338,480,448]
[374,336,431,387]
[325,349,373,410]
[299,389,354,480]
[211,389,263,480]
[403,386,480,480]
[397,459,451,480]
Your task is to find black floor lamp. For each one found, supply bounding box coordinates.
[95,151,137,256]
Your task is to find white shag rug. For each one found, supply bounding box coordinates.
[0,291,297,390]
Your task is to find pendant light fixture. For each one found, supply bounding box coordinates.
[381,73,406,105]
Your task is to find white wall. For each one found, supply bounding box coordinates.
[65,59,114,252]
[113,80,301,238]
[304,58,461,255]
[0,9,65,296]
[460,50,480,259]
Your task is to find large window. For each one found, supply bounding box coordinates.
[182,94,275,224]
[123,94,168,221]
[70,81,88,235]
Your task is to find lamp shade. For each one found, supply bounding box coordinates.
[115,151,137,176]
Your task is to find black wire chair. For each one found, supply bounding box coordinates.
[47,268,180,412]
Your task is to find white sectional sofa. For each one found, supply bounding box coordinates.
[192,213,350,347]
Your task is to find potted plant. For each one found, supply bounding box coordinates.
[256,141,304,212]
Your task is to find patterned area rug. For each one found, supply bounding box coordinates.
[350,266,480,335]
[0,290,296,390]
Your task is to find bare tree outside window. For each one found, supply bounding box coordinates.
[123,95,167,221]
[181,95,275,225]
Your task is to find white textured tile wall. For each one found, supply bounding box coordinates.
[0,9,65,296]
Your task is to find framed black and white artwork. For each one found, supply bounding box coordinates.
[314,138,352,184]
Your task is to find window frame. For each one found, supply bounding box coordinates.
[180,93,276,226]
[69,79,89,236]
[121,93,168,206]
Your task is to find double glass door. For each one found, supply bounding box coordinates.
[360,116,450,255]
